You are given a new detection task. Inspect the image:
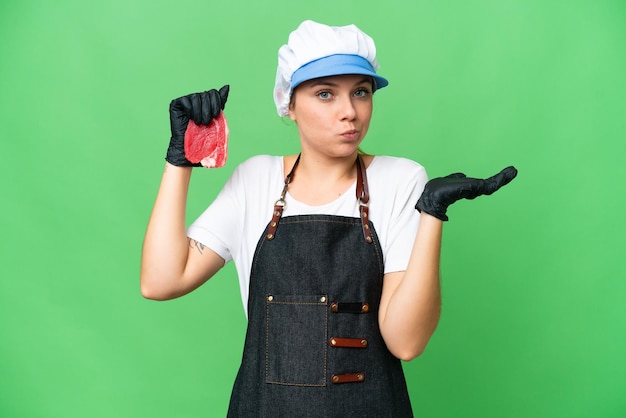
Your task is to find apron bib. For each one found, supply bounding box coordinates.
[227,156,413,417]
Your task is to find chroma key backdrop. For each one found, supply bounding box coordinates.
[1,0,625,417]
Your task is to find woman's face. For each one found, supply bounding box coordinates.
[288,74,374,159]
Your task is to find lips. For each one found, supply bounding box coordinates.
[341,129,359,140]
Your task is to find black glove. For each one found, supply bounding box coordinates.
[415,166,518,221]
[165,85,230,167]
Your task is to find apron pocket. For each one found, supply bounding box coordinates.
[265,294,328,386]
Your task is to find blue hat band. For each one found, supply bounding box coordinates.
[291,54,389,91]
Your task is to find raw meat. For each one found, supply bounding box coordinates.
[184,112,229,168]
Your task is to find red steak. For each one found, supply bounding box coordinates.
[184,112,229,168]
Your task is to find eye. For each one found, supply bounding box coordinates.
[317,90,332,100]
[354,88,372,98]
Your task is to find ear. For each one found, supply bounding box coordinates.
[288,107,296,121]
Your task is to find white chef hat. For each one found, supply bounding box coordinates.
[273,20,389,117]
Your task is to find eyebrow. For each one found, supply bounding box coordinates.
[307,76,372,88]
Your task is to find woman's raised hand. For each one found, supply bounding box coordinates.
[165,85,230,167]
[415,166,518,221]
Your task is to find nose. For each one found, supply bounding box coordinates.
[338,95,357,121]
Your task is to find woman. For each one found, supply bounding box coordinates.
[141,20,517,417]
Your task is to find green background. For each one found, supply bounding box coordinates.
[1,0,625,417]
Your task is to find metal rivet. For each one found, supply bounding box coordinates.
[320,296,326,303]
[357,374,364,381]
[366,236,372,243]
[267,234,273,239]
[331,302,338,312]
[364,224,369,230]
[267,295,273,302]
[362,304,369,313]
[332,375,339,383]
[330,338,337,346]
[361,339,368,347]
[274,211,280,216]
[271,221,277,227]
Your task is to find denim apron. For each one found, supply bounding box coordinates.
[227,155,413,417]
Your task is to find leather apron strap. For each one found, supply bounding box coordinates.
[265,154,372,243]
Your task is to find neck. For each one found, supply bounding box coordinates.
[284,152,361,206]
[295,151,359,182]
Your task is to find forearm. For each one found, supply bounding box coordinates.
[379,213,443,360]
[140,163,193,298]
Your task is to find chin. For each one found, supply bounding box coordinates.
[332,146,361,158]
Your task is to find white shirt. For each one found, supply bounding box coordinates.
[187,155,428,315]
